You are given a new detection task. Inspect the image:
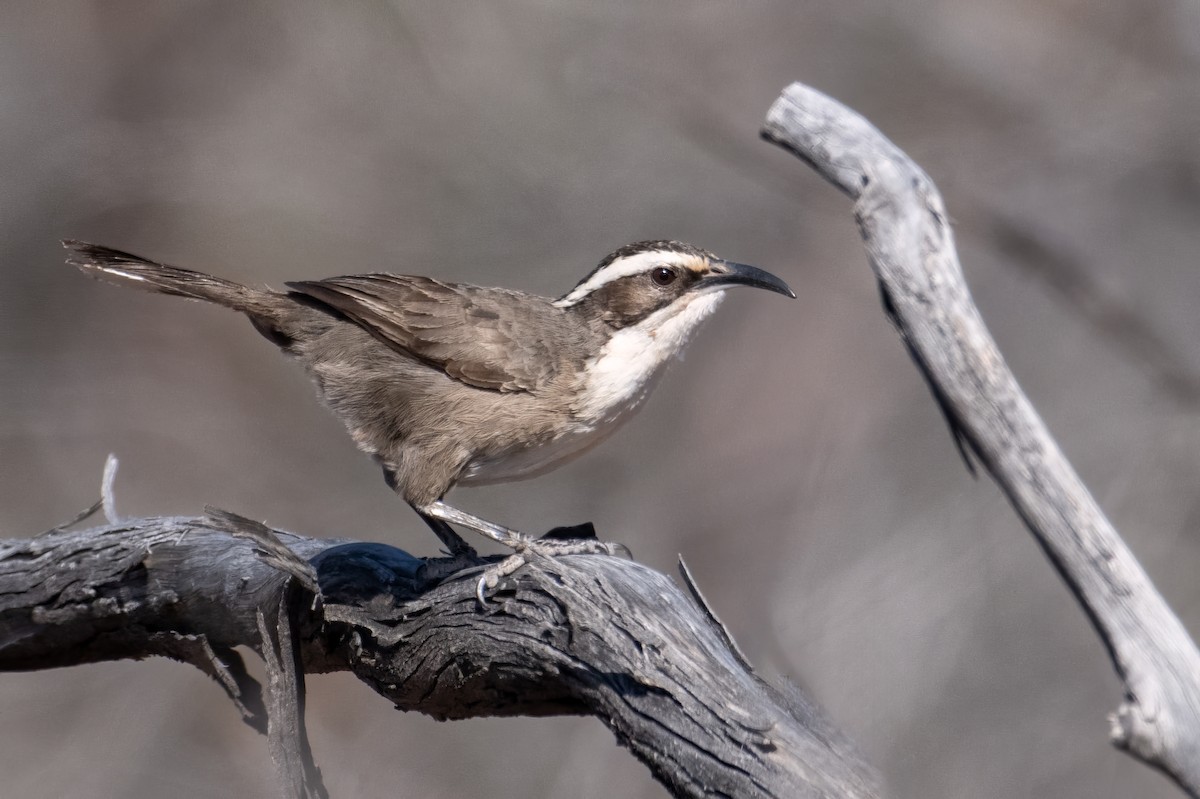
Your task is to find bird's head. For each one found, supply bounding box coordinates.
[556,241,794,418]
[554,240,794,328]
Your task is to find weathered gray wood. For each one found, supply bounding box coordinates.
[0,515,881,799]
[762,81,1200,797]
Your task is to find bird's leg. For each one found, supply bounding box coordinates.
[418,500,630,604]
[420,500,530,549]
[413,506,478,558]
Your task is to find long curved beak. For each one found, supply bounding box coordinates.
[703,260,796,298]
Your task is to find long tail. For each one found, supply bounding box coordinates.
[62,240,279,319]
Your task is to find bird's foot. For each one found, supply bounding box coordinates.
[416,501,630,605]
[475,533,631,606]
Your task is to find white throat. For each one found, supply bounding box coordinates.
[575,291,726,421]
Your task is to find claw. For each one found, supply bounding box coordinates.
[417,500,632,607]
[470,536,632,606]
[474,553,528,607]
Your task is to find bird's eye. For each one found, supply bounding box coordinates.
[651,267,677,287]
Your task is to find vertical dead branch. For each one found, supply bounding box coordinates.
[762,81,1200,797]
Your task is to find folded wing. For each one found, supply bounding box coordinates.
[286,274,570,393]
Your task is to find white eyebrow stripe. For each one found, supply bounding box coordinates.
[554,250,686,307]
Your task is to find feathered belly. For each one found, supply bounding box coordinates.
[457,419,623,485]
[457,378,657,486]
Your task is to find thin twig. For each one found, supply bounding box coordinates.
[677,555,754,672]
[101,453,119,524]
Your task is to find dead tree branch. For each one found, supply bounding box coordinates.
[0,514,881,799]
[762,81,1200,796]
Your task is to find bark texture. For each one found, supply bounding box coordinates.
[0,513,881,799]
[762,81,1200,797]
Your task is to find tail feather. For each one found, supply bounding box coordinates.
[62,240,272,315]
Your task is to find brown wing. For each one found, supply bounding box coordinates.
[285,274,572,393]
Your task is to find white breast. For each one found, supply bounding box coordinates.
[457,291,726,486]
[576,291,726,422]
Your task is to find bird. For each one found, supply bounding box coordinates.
[63,239,795,596]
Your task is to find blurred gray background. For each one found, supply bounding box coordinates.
[3,2,1200,797]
